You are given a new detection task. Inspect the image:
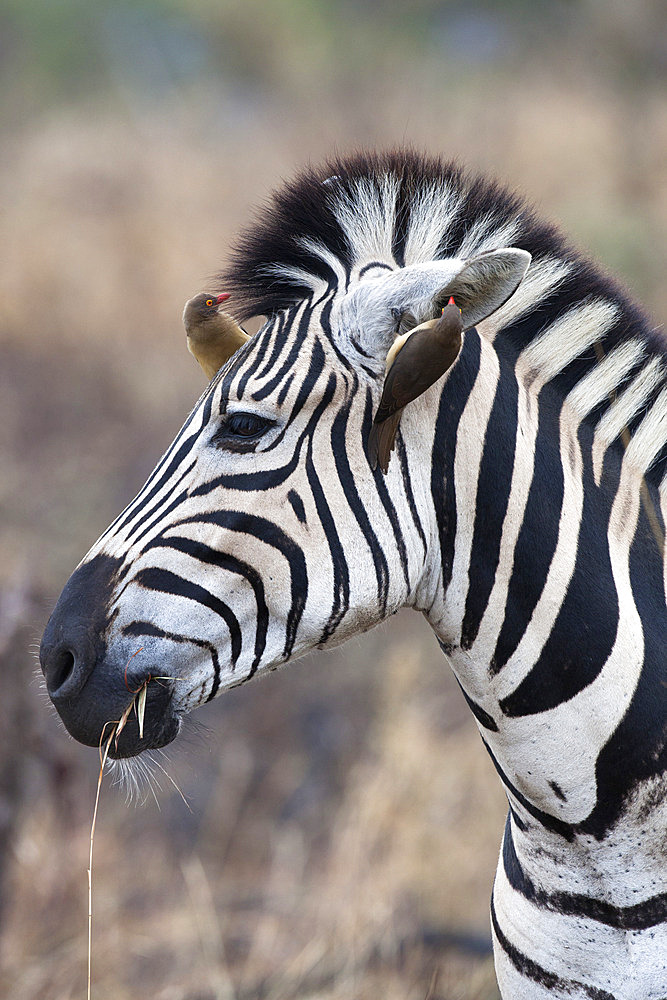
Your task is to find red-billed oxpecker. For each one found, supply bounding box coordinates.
[369,297,464,473]
[183,292,249,380]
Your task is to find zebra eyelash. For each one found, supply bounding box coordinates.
[209,411,278,452]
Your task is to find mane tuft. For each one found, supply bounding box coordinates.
[220,150,557,320]
[219,149,666,488]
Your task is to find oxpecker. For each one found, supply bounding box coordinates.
[369,298,464,474]
[183,292,250,379]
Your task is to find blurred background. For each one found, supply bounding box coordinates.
[0,1,665,998]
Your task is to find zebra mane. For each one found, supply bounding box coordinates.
[220,149,667,489]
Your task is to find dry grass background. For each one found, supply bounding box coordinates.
[0,2,665,998]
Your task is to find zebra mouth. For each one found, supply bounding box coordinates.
[106,706,182,760]
[43,653,182,759]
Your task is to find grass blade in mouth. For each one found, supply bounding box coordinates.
[88,652,182,995]
[136,683,147,740]
[89,724,114,1000]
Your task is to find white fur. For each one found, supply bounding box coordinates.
[329,173,400,275]
[403,178,462,264]
[458,213,520,259]
[625,384,667,475]
[479,256,573,343]
[466,374,539,668]
[520,298,619,384]
[592,357,664,484]
[567,339,646,419]
[298,236,350,290]
[447,336,501,644]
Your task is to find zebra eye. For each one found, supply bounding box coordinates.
[212,412,275,451]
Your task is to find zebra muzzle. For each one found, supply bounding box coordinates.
[40,554,181,757]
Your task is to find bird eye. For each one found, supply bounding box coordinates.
[205,298,214,307]
[211,412,275,451]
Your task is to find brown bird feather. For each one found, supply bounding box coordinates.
[183,292,250,380]
[369,301,464,473]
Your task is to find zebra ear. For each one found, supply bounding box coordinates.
[444,248,532,330]
[341,248,531,362]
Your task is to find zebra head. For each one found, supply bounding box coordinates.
[40,155,530,758]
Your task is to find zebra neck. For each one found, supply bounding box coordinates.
[419,325,665,834]
[491,805,667,997]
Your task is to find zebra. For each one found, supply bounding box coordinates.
[40,150,667,999]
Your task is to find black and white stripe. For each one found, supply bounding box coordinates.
[44,151,666,998]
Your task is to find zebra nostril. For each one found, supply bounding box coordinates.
[42,637,96,701]
[48,647,76,695]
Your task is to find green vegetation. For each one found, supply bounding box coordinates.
[2,0,664,119]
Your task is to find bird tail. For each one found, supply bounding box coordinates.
[368,413,402,474]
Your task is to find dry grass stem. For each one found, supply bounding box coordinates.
[115,651,178,752]
[89,725,115,1000]
[88,649,151,997]
[136,683,147,740]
